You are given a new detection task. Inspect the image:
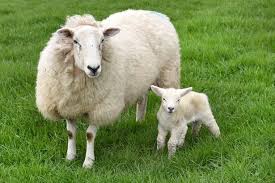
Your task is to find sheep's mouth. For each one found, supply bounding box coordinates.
[87,72,100,78]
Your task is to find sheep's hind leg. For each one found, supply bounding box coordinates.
[83,124,97,169]
[201,113,220,138]
[66,119,77,161]
[136,93,148,122]
[192,121,202,137]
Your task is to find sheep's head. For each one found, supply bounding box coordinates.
[151,85,192,114]
[58,25,120,78]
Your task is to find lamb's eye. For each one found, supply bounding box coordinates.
[163,98,166,101]
[101,39,104,43]
[73,40,78,44]
[177,99,180,102]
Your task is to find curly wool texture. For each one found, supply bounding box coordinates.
[36,10,181,126]
[64,14,98,28]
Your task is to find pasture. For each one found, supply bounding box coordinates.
[0,0,274,182]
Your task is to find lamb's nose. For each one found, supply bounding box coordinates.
[87,65,100,74]
[168,107,174,112]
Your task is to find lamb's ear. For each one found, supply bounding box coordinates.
[151,85,164,97]
[103,28,120,38]
[179,87,192,97]
[57,27,74,38]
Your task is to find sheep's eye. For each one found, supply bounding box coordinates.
[177,99,180,102]
[163,98,166,101]
[73,40,82,49]
[101,39,104,43]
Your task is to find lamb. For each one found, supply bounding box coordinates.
[35,10,181,168]
[151,85,220,158]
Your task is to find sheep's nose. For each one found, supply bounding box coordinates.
[87,65,100,74]
[168,107,174,112]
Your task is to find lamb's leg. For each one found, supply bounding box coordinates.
[66,119,77,161]
[136,93,148,122]
[83,124,97,169]
[168,128,181,159]
[177,125,188,147]
[192,121,202,137]
[157,125,168,151]
[201,112,220,138]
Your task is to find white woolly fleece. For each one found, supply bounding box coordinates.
[35,10,181,126]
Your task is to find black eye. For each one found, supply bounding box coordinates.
[101,39,104,43]
[177,99,180,102]
[163,98,166,101]
[73,40,78,44]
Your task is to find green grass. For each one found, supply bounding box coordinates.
[0,0,274,182]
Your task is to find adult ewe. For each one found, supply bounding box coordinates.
[36,10,180,168]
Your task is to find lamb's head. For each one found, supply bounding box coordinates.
[58,25,120,78]
[151,85,192,114]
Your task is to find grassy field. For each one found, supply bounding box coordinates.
[0,0,274,182]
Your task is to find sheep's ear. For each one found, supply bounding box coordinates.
[179,87,192,97]
[103,28,120,38]
[151,85,164,97]
[57,27,74,38]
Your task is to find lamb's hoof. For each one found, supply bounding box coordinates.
[213,130,221,138]
[157,146,164,151]
[168,152,175,159]
[66,153,76,161]
[82,158,94,169]
[157,142,165,151]
[192,132,199,137]
[177,143,184,148]
[135,116,144,122]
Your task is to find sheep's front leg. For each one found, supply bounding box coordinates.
[66,119,77,161]
[136,93,148,122]
[157,125,168,151]
[83,124,97,169]
[177,124,188,148]
[167,128,182,159]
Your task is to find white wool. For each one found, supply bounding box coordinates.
[64,14,98,28]
[36,10,181,168]
[36,10,180,125]
[157,91,216,127]
[151,86,220,158]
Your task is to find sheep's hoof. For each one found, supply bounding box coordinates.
[168,152,175,159]
[213,129,221,138]
[157,146,164,151]
[82,158,94,169]
[66,153,76,161]
[157,141,165,151]
[177,142,184,148]
[213,130,221,138]
[192,131,200,137]
[135,115,145,122]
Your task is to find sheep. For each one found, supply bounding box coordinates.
[35,10,181,168]
[151,85,220,158]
